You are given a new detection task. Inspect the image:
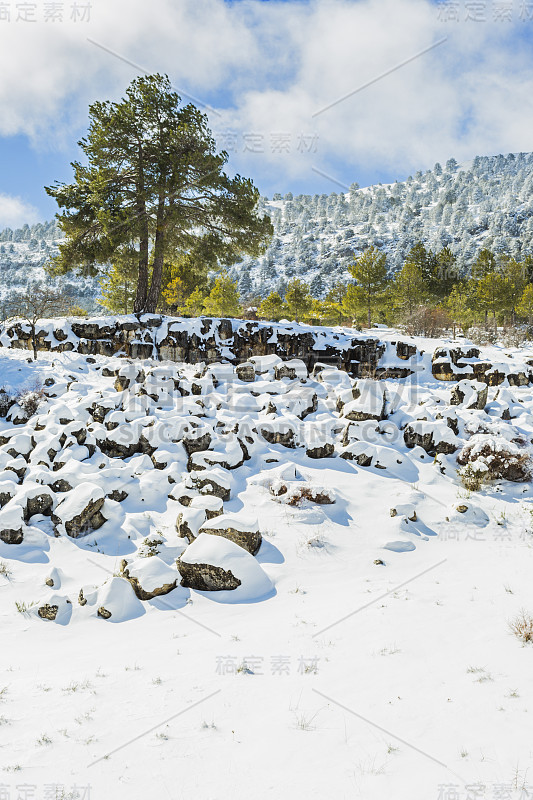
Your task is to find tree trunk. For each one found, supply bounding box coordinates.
[145,197,166,314]
[133,143,150,314]
[367,304,371,329]
[32,325,37,361]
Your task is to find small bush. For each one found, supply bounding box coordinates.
[0,388,14,418]
[457,435,532,484]
[500,326,530,348]
[0,561,12,581]
[468,326,498,346]
[458,463,488,492]
[270,481,335,505]
[509,611,533,644]
[15,384,45,417]
[399,305,450,338]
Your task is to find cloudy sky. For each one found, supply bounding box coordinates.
[0,0,532,227]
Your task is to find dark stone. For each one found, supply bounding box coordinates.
[24,492,54,522]
[0,526,23,544]
[177,559,242,591]
[306,443,335,459]
[38,604,60,621]
[199,525,262,555]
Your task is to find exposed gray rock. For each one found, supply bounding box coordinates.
[176,559,241,591]
[306,442,335,459]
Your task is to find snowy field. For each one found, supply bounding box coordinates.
[1,334,533,800]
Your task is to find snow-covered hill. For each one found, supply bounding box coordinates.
[0,220,100,310]
[233,152,533,298]
[1,330,533,799]
[3,151,533,308]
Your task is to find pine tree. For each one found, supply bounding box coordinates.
[405,242,439,295]
[202,273,241,318]
[100,258,139,314]
[392,261,426,315]
[517,283,533,324]
[475,272,510,331]
[471,248,496,279]
[162,276,186,314]
[346,246,388,328]
[185,287,207,317]
[500,256,528,324]
[285,278,313,322]
[45,74,272,313]
[258,292,288,321]
[445,284,474,338]
[435,246,459,298]
[323,281,346,325]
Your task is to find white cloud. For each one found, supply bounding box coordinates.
[0,194,40,229]
[0,0,532,190]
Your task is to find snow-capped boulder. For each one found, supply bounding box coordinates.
[36,594,72,623]
[52,482,106,537]
[0,504,24,544]
[91,577,145,622]
[189,494,224,519]
[259,419,298,448]
[21,485,56,522]
[249,354,283,376]
[450,380,488,410]
[120,557,179,600]
[403,421,458,455]
[176,506,207,542]
[198,514,262,555]
[181,427,212,456]
[274,359,308,380]
[0,480,17,509]
[177,533,273,598]
[342,380,386,422]
[235,362,255,382]
[457,434,532,482]
[190,467,232,500]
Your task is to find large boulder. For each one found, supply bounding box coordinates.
[274,359,308,380]
[176,506,207,542]
[198,514,262,555]
[342,380,386,422]
[120,557,179,600]
[403,421,458,455]
[0,505,24,544]
[190,468,232,500]
[81,577,145,622]
[450,380,488,410]
[51,483,106,538]
[177,533,273,599]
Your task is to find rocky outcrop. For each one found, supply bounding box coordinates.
[0,316,389,379]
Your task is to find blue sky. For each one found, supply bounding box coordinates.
[1,0,532,228]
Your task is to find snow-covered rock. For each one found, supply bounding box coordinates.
[177,533,273,598]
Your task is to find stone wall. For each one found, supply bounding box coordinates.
[0,315,395,378]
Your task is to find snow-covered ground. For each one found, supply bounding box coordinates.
[1,334,533,800]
